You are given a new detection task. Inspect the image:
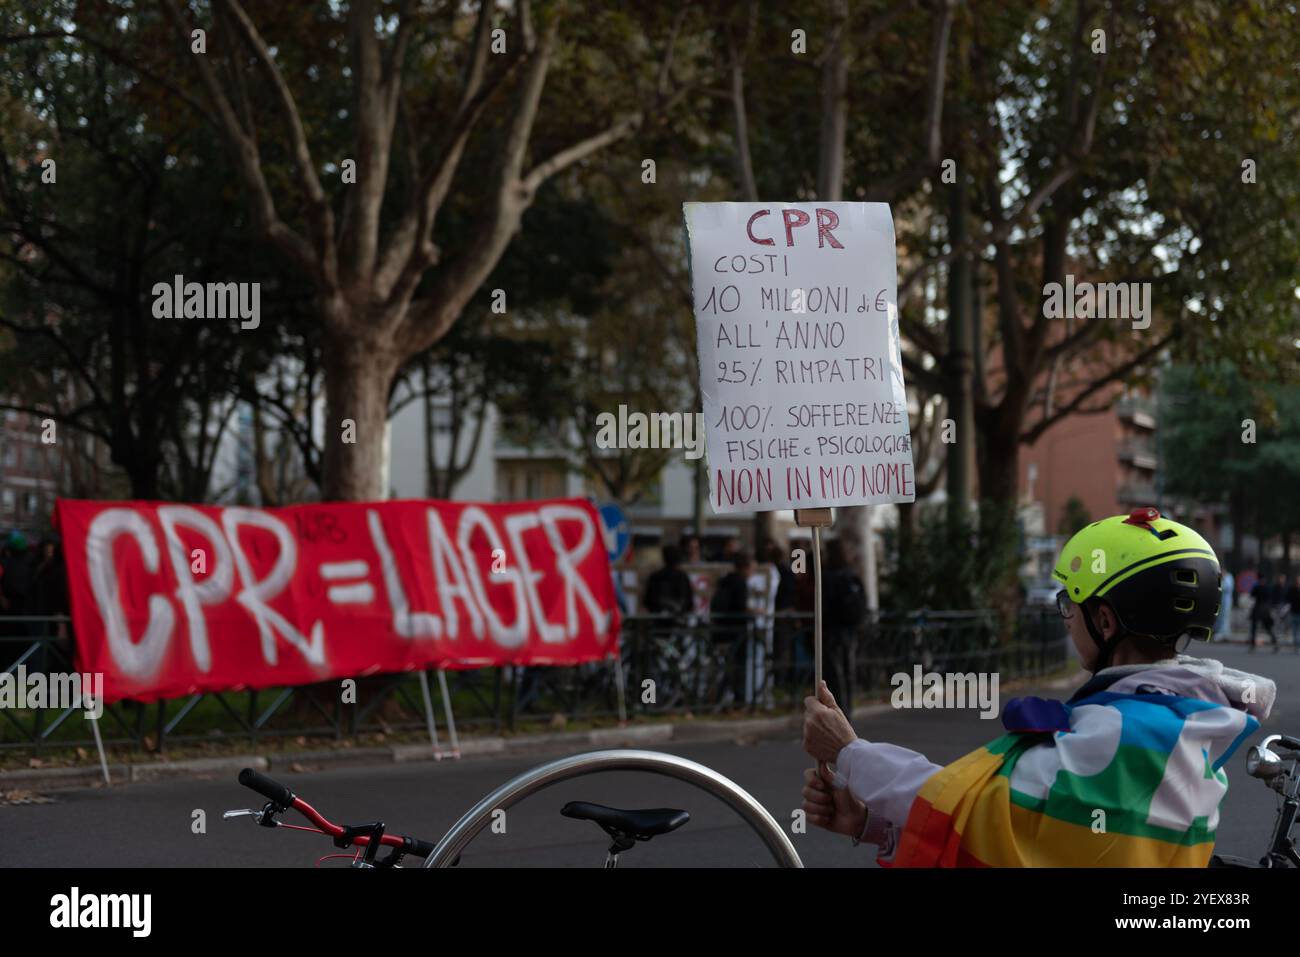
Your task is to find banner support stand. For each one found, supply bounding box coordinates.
[436,669,460,759]
[793,508,834,697]
[86,701,111,787]
[418,670,444,761]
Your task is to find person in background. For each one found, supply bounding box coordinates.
[1271,573,1290,651]
[643,544,693,619]
[678,534,711,619]
[1249,573,1278,651]
[33,538,68,638]
[0,531,35,615]
[1237,567,1259,604]
[765,541,796,613]
[642,542,699,701]
[821,539,867,713]
[763,541,796,686]
[710,550,754,707]
[0,532,37,647]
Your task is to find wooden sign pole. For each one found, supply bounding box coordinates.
[793,507,833,696]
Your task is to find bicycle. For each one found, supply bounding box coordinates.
[1211,733,1300,868]
[225,767,690,868]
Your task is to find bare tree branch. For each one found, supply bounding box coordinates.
[217,0,337,282]
[864,0,956,202]
[375,5,529,301]
[1,28,218,122]
[522,112,643,194]
[160,0,322,282]
[902,351,948,394]
[0,399,112,442]
[522,11,697,197]
[339,0,401,289]
[1019,331,1174,443]
[899,0,1112,315]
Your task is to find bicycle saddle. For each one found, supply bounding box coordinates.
[560,801,690,841]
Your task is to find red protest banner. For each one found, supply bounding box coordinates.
[54,498,621,704]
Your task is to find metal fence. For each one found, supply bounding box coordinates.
[0,609,1069,755]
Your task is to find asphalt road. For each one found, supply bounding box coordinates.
[3,641,1296,868]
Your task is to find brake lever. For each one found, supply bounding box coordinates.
[224,808,263,821]
[223,807,277,826]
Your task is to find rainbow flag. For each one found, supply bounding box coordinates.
[888,690,1259,867]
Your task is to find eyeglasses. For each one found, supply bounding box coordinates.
[1056,589,1074,620]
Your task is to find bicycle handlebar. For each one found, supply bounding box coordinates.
[236,768,435,860]
[239,768,295,809]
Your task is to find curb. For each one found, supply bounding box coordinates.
[1,669,1085,794]
[129,754,269,783]
[0,762,130,791]
[266,746,393,768]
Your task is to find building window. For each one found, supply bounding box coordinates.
[429,403,455,435]
[495,459,567,502]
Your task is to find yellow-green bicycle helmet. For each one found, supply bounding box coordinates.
[1052,506,1221,668]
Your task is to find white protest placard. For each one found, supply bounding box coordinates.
[682,202,915,514]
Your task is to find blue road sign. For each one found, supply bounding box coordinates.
[598,502,630,563]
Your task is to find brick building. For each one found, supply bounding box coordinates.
[1020,388,1160,535]
[0,406,62,538]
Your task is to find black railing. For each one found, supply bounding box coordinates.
[0,610,1070,755]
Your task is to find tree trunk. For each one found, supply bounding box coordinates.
[118,431,161,500]
[291,316,404,723]
[978,417,1022,620]
[897,500,916,568]
[252,402,279,507]
[320,321,399,502]
[945,171,974,532]
[978,428,1020,509]
[126,461,160,500]
[813,0,875,598]
[692,456,707,540]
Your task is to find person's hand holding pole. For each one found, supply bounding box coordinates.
[802,762,867,838]
[803,679,856,764]
[802,680,868,839]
